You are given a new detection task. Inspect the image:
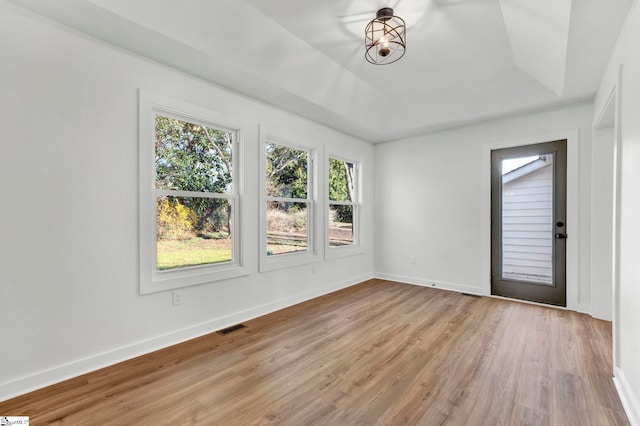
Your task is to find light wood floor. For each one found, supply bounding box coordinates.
[1,279,628,425]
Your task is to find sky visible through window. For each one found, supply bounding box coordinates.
[502,155,539,175]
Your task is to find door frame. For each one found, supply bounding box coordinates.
[491,140,567,306]
[480,130,580,312]
[593,66,622,373]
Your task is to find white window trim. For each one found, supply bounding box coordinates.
[139,90,247,294]
[259,127,320,272]
[325,149,363,259]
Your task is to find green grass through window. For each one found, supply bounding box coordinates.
[157,236,232,270]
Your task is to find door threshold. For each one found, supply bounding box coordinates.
[489,294,569,311]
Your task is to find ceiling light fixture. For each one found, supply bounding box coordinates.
[365,7,406,65]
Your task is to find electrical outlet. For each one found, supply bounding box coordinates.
[172,290,183,306]
[409,256,416,265]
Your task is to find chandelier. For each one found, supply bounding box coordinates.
[365,7,406,65]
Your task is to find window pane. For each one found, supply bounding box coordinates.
[501,154,553,285]
[266,143,308,198]
[155,115,233,193]
[329,158,355,202]
[329,204,354,246]
[266,201,308,255]
[156,196,233,270]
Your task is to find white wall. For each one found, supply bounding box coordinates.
[374,104,593,311]
[0,7,374,400]
[595,1,640,423]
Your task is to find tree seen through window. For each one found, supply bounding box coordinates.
[155,115,235,270]
[328,157,357,247]
[265,143,310,256]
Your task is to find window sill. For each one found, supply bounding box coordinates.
[259,251,320,272]
[140,264,248,295]
[325,245,364,260]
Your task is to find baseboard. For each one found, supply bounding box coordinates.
[0,273,372,403]
[374,272,483,296]
[615,370,640,425]
[614,367,640,426]
[577,302,591,315]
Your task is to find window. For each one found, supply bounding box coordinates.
[327,154,362,258]
[139,92,245,294]
[259,132,318,271]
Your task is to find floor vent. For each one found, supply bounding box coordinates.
[217,324,246,335]
[462,293,481,298]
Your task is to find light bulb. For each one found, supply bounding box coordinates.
[378,35,391,57]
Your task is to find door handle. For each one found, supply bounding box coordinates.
[555,233,567,240]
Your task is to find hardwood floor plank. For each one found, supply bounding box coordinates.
[0,279,629,425]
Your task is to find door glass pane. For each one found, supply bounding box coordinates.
[501,154,554,285]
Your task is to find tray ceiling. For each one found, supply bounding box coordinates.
[7,0,633,142]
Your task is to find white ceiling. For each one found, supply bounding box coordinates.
[7,0,632,142]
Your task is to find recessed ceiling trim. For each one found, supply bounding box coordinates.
[4,0,633,143]
[499,0,572,96]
